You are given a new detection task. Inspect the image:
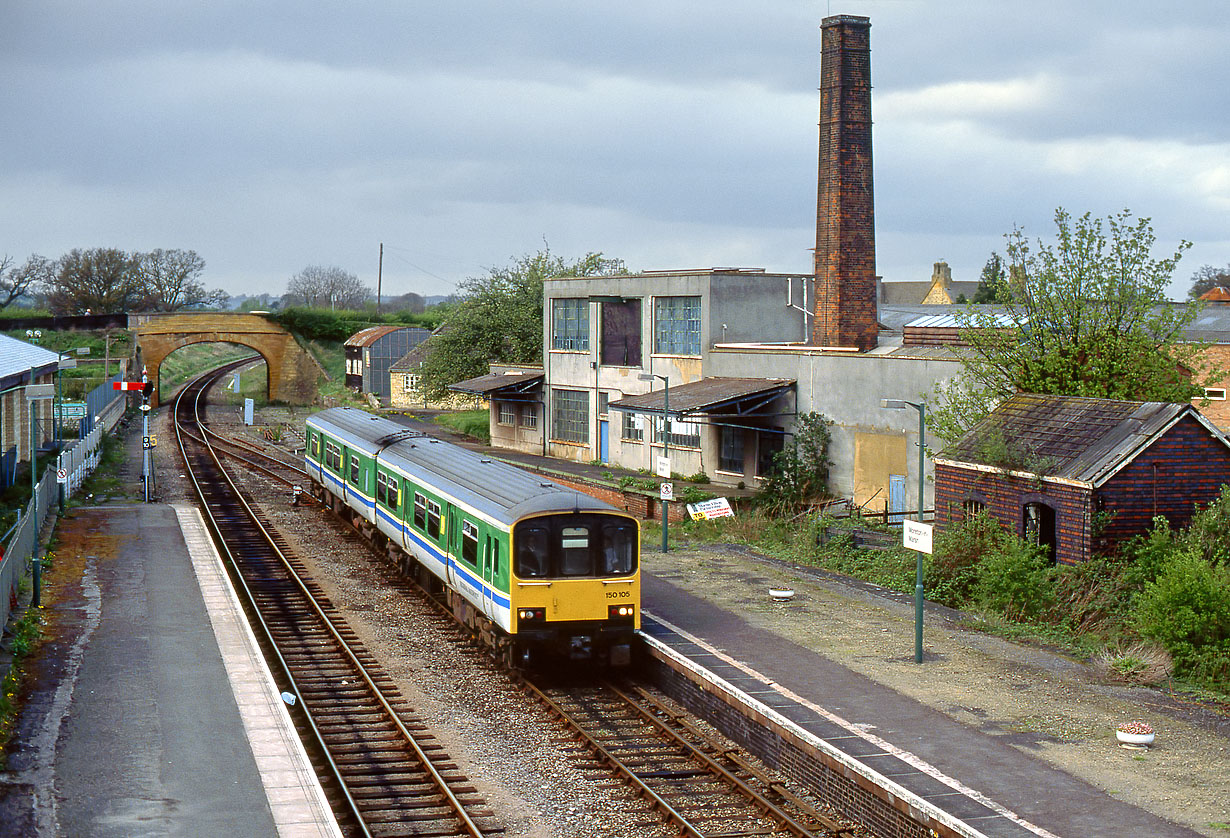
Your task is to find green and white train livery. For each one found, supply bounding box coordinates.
[304,407,640,667]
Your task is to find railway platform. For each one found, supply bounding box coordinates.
[640,574,1206,838]
[0,503,340,838]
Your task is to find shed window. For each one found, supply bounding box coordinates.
[1205,387,1227,401]
[521,404,539,429]
[719,426,743,473]
[498,402,516,426]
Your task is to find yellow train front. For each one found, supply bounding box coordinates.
[506,504,640,667]
[304,407,640,669]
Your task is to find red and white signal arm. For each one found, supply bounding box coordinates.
[113,381,152,392]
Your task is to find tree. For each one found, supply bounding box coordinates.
[46,247,142,314]
[385,291,425,314]
[971,252,1007,303]
[418,248,625,398]
[284,265,371,310]
[135,248,227,311]
[0,253,54,310]
[930,209,1210,443]
[755,412,833,513]
[1188,264,1230,300]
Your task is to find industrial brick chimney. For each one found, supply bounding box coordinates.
[812,14,877,351]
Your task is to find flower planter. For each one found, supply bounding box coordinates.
[1116,730,1155,747]
[769,588,795,602]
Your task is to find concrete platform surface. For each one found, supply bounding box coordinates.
[641,573,1205,838]
[0,503,339,838]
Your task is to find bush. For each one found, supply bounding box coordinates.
[1134,549,1230,687]
[929,512,1004,606]
[1185,484,1230,567]
[972,535,1056,622]
[1091,641,1173,686]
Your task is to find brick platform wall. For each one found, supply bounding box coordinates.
[643,647,955,838]
[813,15,878,352]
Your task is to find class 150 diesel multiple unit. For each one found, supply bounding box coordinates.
[304,407,640,667]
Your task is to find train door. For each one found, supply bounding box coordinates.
[481,535,495,619]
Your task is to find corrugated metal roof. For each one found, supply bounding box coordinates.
[449,370,543,395]
[609,377,793,415]
[938,393,1230,486]
[0,334,61,381]
[344,324,409,348]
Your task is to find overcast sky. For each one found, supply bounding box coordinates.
[3,1,1227,301]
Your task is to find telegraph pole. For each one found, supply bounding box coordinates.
[377,242,384,314]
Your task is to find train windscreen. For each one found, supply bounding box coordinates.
[513,514,637,579]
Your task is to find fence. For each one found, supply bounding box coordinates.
[1,375,127,630]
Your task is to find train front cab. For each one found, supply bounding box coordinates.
[508,510,640,667]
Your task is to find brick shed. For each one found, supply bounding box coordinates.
[933,393,1230,565]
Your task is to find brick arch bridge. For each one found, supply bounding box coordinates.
[132,312,323,407]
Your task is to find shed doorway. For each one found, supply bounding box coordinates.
[1023,502,1057,563]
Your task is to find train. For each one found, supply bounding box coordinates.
[303,406,641,668]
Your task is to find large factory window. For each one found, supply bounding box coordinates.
[653,296,701,355]
[552,298,589,351]
[552,388,588,443]
[621,411,643,442]
[600,299,641,366]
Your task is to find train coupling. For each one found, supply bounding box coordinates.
[568,635,594,660]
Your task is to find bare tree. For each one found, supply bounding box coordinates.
[0,253,54,310]
[46,248,141,314]
[135,248,227,311]
[284,265,371,310]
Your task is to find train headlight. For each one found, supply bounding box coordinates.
[517,607,545,622]
[608,604,635,620]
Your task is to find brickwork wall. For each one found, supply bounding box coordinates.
[1096,415,1230,546]
[813,15,878,352]
[936,415,1230,563]
[934,463,1092,565]
[1193,344,1230,431]
[643,649,951,838]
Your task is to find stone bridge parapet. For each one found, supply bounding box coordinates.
[132,312,322,407]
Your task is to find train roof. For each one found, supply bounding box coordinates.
[308,407,621,524]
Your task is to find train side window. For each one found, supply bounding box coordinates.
[349,455,360,485]
[461,520,478,565]
[515,526,549,577]
[376,472,398,508]
[310,433,320,459]
[413,493,427,529]
[492,540,500,575]
[325,443,340,471]
[559,526,592,576]
[426,500,442,539]
[601,524,637,575]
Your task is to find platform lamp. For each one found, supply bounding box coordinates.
[638,372,670,553]
[881,398,927,664]
[26,383,55,607]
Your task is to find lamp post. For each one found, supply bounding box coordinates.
[26,383,55,608]
[881,398,927,663]
[638,372,670,553]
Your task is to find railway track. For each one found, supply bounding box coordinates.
[522,676,854,838]
[181,369,858,837]
[172,365,502,838]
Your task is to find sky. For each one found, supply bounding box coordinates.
[3,1,1228,302]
